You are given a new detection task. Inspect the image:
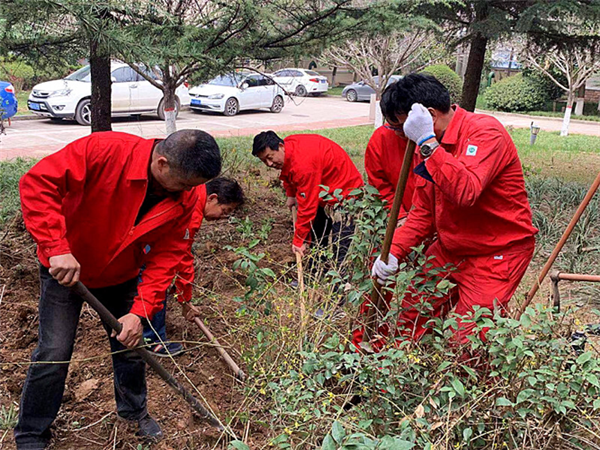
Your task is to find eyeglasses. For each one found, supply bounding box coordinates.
[383,123,403,132]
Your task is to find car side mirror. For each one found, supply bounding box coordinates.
[241,82,249,90]
[111,77,117,82]
[358,81,365,86]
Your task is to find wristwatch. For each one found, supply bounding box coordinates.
[419,140,439,159]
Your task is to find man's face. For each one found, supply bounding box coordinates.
[257,144,285,170]
[204,194,238,220]
[384,115,408,139]
[152,158,207,193]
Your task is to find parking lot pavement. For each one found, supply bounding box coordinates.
[0,96,371,160]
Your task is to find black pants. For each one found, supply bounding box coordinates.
[14,266,147,449]
[310,206,355,272]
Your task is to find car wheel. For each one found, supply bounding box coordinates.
[346,89,358,102]
[270,95,284,113]
[223,97,239,116]
[157,97,180,121]
[74,99,92,126]
[295,85,307,97]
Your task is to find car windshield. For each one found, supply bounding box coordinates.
[208,74,245,87]
[65,66,91,82]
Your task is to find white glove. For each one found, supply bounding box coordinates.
[403,103,435,146]
[371,253,399,285]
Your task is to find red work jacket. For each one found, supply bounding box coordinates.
[364,126,417,216]
[391,106,538,259]
[20,132,197,320]
[279,134,364,247]
[174,184,207,301]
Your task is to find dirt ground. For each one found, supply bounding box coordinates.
[0,168,294,450]
[1,163,599,449]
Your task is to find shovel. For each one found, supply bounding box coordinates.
[71,281,224,431]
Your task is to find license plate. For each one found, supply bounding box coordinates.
[320,80,326,83]
[191,98,202,106]
[29,102,40,110]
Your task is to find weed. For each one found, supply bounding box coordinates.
[0,404,18,430]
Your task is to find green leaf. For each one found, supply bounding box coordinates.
[463,427,473,442]
[322,434,337,450]
[451,378,465,397]
[593,399,600,410]
[496,397,514,407]
[332,421,345,443]
[229,441,250,450]
[587,373,600,387]
[576,352,592,365]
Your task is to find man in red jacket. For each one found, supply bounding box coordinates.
[144,177,244,356]
[252,131,363,268]
[16,130,221,448]
[364,125,417,217]
[371,73,537,345]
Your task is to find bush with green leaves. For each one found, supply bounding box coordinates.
[0,59,35,92]
[420,65,463,104]
[484,74,548,112]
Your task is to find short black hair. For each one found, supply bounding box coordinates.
[205,177,245,205]
[156,129,221,179]
[252,131,283,156]
[380,73,451,121]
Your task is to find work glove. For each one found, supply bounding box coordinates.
[403,103,435,146]
[371,253,399,285]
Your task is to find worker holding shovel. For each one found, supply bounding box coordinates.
[367,73,538,347]
[16,130,221,449]
[145,177,244,357]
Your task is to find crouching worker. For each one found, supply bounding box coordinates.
[370,73,537,346]
[145,177,245,356]
[252,131,364,269]
[16,130,221,448]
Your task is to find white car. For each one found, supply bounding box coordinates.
[189,72,285,116]
[271,68,328,97]
[27,62,190,125]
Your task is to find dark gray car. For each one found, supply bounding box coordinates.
[341,75,402,102]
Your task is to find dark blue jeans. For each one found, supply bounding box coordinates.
[14,266,147,449]
[143,297,167,344]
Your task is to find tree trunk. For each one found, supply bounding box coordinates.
[331,66,337,87]
[162,69,178,135]
[561,91,575,137]
[89,39,112,132]
[461,32,488,112]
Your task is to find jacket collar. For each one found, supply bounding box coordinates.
[440,105,466,147]
[127,138,161,181]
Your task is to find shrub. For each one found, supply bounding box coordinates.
[484,74,547,112]
[0,59,35,92]
[421,65,463,104]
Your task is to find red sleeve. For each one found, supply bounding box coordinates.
[130,203,195,319]
[365,135,396,209]
[292,164,322,247]
[280,173,296,197]
[19,134,99,265]
[390,177,435,260]
[174,207,204,302]
[425,129,509,208]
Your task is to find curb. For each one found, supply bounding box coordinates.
[11,114,45,121]
[477,109,600,126]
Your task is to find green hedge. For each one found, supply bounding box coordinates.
[0,60,35,92]
[421,65,463,104]
[484,74,547,112]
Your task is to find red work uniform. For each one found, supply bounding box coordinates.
[279,134,364,247]
[364,126,417,215]
[173,185,208,301]
[20,132,196,320]
[391,106,537,344]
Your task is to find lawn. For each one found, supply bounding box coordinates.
[2,124,600,449]
[15,90,29,115]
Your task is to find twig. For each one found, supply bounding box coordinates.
[73,411,114,432]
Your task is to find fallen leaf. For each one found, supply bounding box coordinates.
[74,378,100,402]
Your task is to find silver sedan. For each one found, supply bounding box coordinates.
[341,75,402,102]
